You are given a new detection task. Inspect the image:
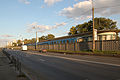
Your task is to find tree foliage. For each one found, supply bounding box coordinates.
[46,34,55,40]
[39,34,55,42]
[68,17,117,35]
[68,26,77,35]
[17,40,22,46]
[13,34,55,46]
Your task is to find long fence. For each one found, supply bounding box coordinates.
[27,40,120,51]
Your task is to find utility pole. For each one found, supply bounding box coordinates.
[92,0,95,52]
[22,37,24,45]
[19,35,24,45]
[35,31,37,50]
[6,41,8,49]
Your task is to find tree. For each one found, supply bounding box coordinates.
[12,43,17,47]
[21,34,55,44]
[31,38,36,43]
[46,34,55,40]
[24,39,31,44]
[68,26,77,35]
[92,17,117,30]
[39,34,55,42]
[39,36,46,42]
[17,40,22,46]
[69,17,117,35]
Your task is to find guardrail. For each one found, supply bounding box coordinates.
[2,49,22,74]
[2,49,32,80]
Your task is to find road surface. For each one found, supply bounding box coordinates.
[4,49,120,80]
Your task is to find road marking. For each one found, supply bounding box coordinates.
[39,59,45,61]
[36,53,120,67]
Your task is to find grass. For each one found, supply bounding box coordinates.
[47,49,92,54]
[47,49,120,55]
[94,50,120,55]
[17,74,26,78]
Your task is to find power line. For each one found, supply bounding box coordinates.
[62,4,120,24]
[95,4,120,9]
[63,9,92,23]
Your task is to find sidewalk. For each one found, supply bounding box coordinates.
[0,50,28,80]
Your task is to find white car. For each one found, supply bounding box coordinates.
[21,45,27,51]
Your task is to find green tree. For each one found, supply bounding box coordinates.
[46,34,55,40]
[68,26,77,35]
[92,17,117,30]
[69,17,117,35]
[24,39,31,44]
[38,36,46,42]
[39,34,55,42]
[12,43,17,47]
[31,38,36,43]
[17,40,22,46]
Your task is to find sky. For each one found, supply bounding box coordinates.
[0,0,120,47]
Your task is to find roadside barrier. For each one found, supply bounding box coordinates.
[2,49,22,74]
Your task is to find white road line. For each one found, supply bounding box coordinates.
[39,59,45,61]
[36,53,120,67]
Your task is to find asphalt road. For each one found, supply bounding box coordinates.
[5,49,120,80]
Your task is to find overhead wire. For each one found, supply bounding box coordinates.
[95,4,120,9]
[63,9,92,23]
[62,4,120,24]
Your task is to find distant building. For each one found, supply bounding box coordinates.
[7,42,13,47]
[7,39,17,47]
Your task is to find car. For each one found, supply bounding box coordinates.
[39,48,47,53]
[21,45,27,51]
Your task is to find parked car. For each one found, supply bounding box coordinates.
[39,48,47,53]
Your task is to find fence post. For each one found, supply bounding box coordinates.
[74,41,76,51]
[101,40,103,51]
[119,40,120,50]
[48,44,49,50]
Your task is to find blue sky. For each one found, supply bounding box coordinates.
[0,0,120,47]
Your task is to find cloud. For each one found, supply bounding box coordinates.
[40,5,45,8]
[27,22,67,33]
[53,22,66,28]
[74,0,78,2]
[44,0,63,6]
[1,35,14,38]
[0,39,10,42]
[60,0,120,20]
[19,0,63,6]
[19,0,31,4]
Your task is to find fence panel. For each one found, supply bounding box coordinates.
[67,43,74,51]
[28,40,120,51]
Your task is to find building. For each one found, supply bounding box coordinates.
[26,29,120,46]
[53,29,120,42]
[80,29,119,42]
[27,29,120,51]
